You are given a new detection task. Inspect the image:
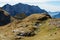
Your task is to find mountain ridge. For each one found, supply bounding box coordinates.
[2,3,47,16]
[53,12,60,18]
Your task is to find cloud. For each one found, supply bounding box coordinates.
[39,4,60,12]
[44,1,60,6]
[0,0,60,4]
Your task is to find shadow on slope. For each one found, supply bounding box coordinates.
[0,8,10,26]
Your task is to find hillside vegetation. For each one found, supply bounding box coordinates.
[0,13,60,40]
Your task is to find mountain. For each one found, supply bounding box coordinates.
[48,12,60,18]
[53,12,60,18]
[2,4,15,16]
[2,3,47,16]
[0,8,10,26]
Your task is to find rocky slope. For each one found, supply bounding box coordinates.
[0,13,60,40]
[0,8,10,26]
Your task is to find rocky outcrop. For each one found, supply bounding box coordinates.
[0,8,10,26]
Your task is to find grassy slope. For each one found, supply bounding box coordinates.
[21,19,60,40]
[0,14,60,40]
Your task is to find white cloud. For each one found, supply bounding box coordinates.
[0,0,60,4]
[39,4,60,12]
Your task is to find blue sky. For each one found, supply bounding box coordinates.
[0,0,60,12]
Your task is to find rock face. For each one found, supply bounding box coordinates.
[0,8,10,26]
[2,3,47,16]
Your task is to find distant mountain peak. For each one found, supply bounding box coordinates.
[3,4,12,7]
[53,12,60,18]
[2,3,47,16]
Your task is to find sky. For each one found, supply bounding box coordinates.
[0,0,60,12]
